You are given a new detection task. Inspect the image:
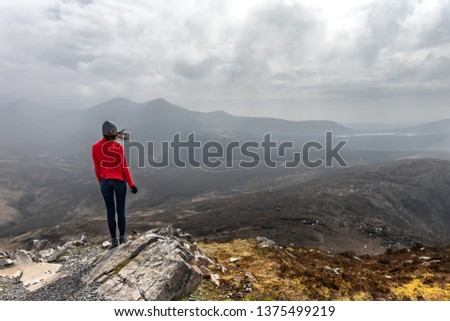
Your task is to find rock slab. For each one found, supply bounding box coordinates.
[82,229,205,300]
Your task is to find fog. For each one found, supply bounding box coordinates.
[1,0,450,123]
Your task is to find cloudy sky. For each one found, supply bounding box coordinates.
[1,0,449,123]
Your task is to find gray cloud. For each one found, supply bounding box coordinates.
[0,0,449,123]
[173,56,222,79]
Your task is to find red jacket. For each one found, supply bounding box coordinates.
[92,137,135,187]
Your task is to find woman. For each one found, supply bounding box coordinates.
[92,120,138,249]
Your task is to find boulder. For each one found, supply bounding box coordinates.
[38,248,57,261]
[83,228,206,301]
[0,257,14,269]
[32,239,52,251]
[72,235,87,247]
[256,236,279,249]
[13,250,32,265]
[60,235,87,250]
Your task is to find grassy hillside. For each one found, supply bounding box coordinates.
[184,239,450,301]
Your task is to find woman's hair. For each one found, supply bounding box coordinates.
[103,129,129,141]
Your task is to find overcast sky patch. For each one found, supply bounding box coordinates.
[0,0,449,123]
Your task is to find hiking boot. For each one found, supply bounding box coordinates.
[109,237,119,249]
[119,236,127,245]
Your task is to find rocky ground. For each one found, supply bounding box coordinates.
[0,236,105,300]
[0,227,209,301]
[1,230,449,301]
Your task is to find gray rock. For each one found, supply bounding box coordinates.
[256,236,278,249]
[60,241,74,250]
[32,239,52,251]
[245,272,258,282]
[83,228,206,301]
[173,228,195,244]
[72,235,87,247]
[210,274,220,287]
[193,249,215,266]
[324,265,340,275]
[14,250,32,265]
[47,250,66,263]
[101,241,111,249]
[0,258,14,268]
[39,249,57,261]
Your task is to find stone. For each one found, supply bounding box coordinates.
[83,228,207,301]
[234,276,243,283]
[32,239,52,251]
[12,270,23,279]
[0,258,14,268]
[194,250,215,266]
[14,250,32,265]
[245,272,258,282]
[72,235,87,247]
[256,236,278,249]
[60,241,74,250]
[324,266,340,275]
[229,257,240,263]
[210,274,220,287]
[217,264,227,272]
[243,285,252,292]
[39,249,57,261]
[46,251,61,263]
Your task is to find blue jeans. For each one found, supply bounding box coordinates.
[100,178,127,238]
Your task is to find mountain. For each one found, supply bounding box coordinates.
[2,97,450,156]
[1,99,53,116]
[1,97,450,252]
[0,97,353,154]
[397,119,450,135]
[193,110,351,138]
[0,99,64,150]
[341,118,450,152]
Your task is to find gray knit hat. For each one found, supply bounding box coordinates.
[102,120,117,136]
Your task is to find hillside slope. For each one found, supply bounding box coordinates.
[153,159,450,253]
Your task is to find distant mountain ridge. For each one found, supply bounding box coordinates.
[3,97,450,143]
[397,119,450,135]
[3,97,449,138]
[0,97,353,154]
